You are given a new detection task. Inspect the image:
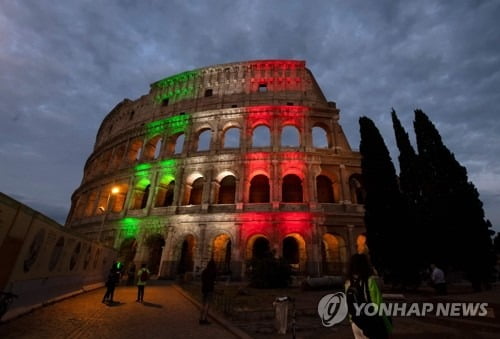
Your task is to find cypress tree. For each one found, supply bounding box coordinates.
[359,116,407,282]
[391,110,425,285]
[414,109,494,288]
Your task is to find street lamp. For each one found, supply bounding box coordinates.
[98,186,120,243]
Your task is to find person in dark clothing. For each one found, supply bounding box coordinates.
[102,262,120,304]
[199,260,216,325]
[345,254,392,339]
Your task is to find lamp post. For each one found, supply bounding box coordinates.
[98,186,119,243]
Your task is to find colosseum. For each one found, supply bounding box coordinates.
[65,59,367,279]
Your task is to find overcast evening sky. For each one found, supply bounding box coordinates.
[1,1,499,232]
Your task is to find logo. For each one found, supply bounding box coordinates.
[317,292,348,327]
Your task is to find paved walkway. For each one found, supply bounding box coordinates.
[0,282,237,339]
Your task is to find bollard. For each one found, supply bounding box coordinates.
[273,296,289,334]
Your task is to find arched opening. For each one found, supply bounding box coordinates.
[197,129,211,151]
[283,237,299,264]
[131,180,151,210]
[174,134,185,154]
[155,178,175,207]
[321,233,347,275]
[312,125,330,148]
[111,184,128,212]
[223,127,240,148]
[126,138,143,163]
[178,235,195,274]
[143,136,162,160]
[349,175,366,204]
[357,234,368,254]
[212,234,232,274]
[189,177,204,205]
[84,191,98,217]
[252,236,270,260]
[145,234,165,275]
[218,176,236,204]
[317,175,335,203]
[249,175,270,203]
[282,174,303,202]
[252,125,271,147]
[281,125,300,147]
[118,237,137,269]
[109,144,126,170]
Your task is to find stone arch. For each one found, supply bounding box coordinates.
[196,128,212,151]
[118,237,137,268]
[252,125,271,147]
[281,125,300,147]
[131,178,151,210]
[126,137,143,163]
[155,174,175,207]
[282,233,307,273]
[212,233,232,274]
[321,233,347,275]
[222,126,241,148]
[189,177,204,205]
[282,174,303,202]
[312,123,332,148]
[249,174,270,203]
[145,233,165,274]
[356,233,368,254]
[316,175,335,203]
[111,183,129,212]
[109,143,126,170]
[177,234,196,274]
[218,175,236,204]
[167,133,185,155]
[246,234,270,261]
[349,174,366,204]
[143,135,163,160]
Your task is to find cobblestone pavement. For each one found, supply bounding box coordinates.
[0,282,237,339]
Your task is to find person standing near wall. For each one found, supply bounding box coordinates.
[102,262,120,304]
[199,260,216,325]
[136,264,150,303]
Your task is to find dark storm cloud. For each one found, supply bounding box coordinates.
[1,0,499,231]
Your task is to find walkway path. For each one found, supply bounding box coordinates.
[0,282,237,339]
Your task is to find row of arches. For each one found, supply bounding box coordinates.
[86,123,338,181]
[73,172,365,220]
[119,232,368,277]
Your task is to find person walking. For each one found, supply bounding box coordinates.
[136,263,150,303]
[345,254,392,339]
[102,262,120,304]
[199,260,216,325]
[430,263,447,295]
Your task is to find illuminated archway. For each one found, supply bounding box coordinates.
[282,233,307,272]
[321,233,347,275]
[357,233,368,254]
[212,234,232,273]
[246,234,270,261]
[189,177,204,205]
[218,175,236,204]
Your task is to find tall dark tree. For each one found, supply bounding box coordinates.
[359,116,408,282]
[391,110,426,283]
[414,109,494,288]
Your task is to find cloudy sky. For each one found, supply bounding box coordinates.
[1,1,499,232]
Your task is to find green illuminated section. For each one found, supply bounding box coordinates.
[145,114,191,138]
[159,159,177,184]
[153,70,199,104]
[153,70,198,89]
[120,217,139,238]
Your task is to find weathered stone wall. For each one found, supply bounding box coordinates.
[0,192,116,321]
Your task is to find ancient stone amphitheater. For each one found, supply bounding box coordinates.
[66,60,367,279]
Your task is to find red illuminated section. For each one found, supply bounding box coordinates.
[238,212,313,240]
[246,105,308,129]
[244,60,306,93]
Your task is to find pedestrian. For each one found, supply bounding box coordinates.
[199,260,216,325]
[102,262,120,304]
[430,263,447,295]
[345,254,392,339]
[127,263,136,286]
[136,263,150,303]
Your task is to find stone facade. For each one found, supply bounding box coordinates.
[66,60,367,279]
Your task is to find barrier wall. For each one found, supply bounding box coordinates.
[0,192,117,321]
